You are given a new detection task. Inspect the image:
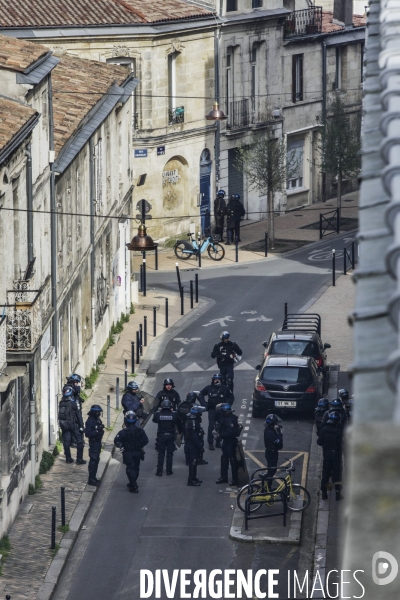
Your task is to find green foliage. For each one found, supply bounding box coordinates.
[57,524,70,534]
[130,303,135,315]
[53,438,63,457]
[97,349,107,365]
[0,535,11,571]
[51,543,60,557]
[28,484,36,495]
[165,234,183,248]
[35,475,43,490]
[39,450,55,475]
[85,365,99,389]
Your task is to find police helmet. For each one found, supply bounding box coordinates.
[219,403,232,413]
[327,411,340,424]
[330,399,343,410]
[67,373,82,384]
[212,373,223,385]
[190,406,201,417]
[217,190,226,198]
[161,399,172,410]
[317,398,329,409]
[163,378,174,388]
[186,391,198,404]
[233,194,241,201]
[220,331,230,340]
[338,388,349,402]
[265,413,281,426]
[127,381,139,392]
[62,386,74,398]
[88,404,102,416]
[125,410,137,424]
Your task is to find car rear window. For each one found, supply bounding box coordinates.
[261,366,312,383]
[270,340,319,358]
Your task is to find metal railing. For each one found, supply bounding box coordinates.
[168,106,185,125]
[227,99,249,129]
[320,208,340,239]
[284,6,323,37]
[0,314,6,370]
[6,276,52,353]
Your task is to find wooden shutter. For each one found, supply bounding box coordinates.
[292,55,296,103]
[299,54,303,101]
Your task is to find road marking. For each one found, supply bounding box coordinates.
[181,363,204,372]
[173,337,201,345]
[174,348,186,358]
[246,315,273,322]
[202,316,235,327]
[241,311,257,314]
[242,433,248,437]
[234,361,255,371]
[156,363,179,373]
[244,427,249,431]
[247,413,252,417]
[246,420,250,424]
[244,450,265,468]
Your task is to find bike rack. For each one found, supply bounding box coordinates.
[244,476,288,530]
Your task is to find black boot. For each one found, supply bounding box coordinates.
[76,446,86,465]
[216,455,229,484]
[76,458,87,465]
[197,453,208,465]
[166,470,173,475]
[156,469,163,476]
[66,458,74,464]
[193,464,202,484]
[187,463,201,486]
[88,479,99,486]
[209,442,215,450]
[130,484,139,493]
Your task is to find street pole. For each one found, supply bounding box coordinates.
[195,273,199,303]
[143,316,147,346]
[116,377,120,410]
[131,341,135,375]
[190,280,194,309]
[142,259,147,297]
[180,286,184,316]
[332,249,336,286]
[165,298,169,328]
[153,306,157,337]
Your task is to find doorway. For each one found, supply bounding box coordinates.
[199,149,212,236]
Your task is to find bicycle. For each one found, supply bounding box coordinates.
[237,460,310,513]
[174,232,225,262]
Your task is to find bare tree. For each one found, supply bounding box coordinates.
[235,132,298,249]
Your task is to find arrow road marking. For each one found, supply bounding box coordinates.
[174,348,186,358]
[174,337,202,344]
[240,311,257,314]
[246,315,272,322]
[202,316,235,327]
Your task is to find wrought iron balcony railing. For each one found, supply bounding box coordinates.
[226,99,249,129]
[0,314,6,371]
[284,7,323,37]
[6,276,52,353]
[168,106,185,125]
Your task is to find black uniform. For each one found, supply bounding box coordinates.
[184,417,203,483]
[264,425,283,484]
[84,414,104,482]
[217,412,240,484]
[153,409,181,474]
[214,196,226,240]
[321,407,348,429]
[199,384,234,445]
[114,425,149,490]
[226,197,246,243]
[211,341,242,388]
[317,422,343,493]
[155,389,181,411]
[58,397,85,462]
[63,384,85,448]
[121,390,143,415]
[315,407,328,435]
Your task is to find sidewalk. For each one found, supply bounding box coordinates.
[140,191,359,272]
[0,287,200,600]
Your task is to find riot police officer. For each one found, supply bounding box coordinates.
[211,332,242,390]
[122,381,145,415]
[84,404,104,486]
[155,378,181,411]
[58,386,86,465]
[317,412,343,500]
[114,412,149,493]
[199,374,234,450]
[184,406,204,487]
[214,189,227,242]
[153,400,182,476]
[215,404,241,486]
[263,414,283,486]
[315,398,330,435]
[177,392,207,465]
[321,398,348,429]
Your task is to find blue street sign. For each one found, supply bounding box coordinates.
[157,146,165,156]
[134,149,148,158]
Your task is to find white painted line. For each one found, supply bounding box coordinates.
[247,413,252,417]
[249,401,253,406]
[243,433,248,437]
[242,440,247,446]
[246,420,250,424]
[244,427,249,431]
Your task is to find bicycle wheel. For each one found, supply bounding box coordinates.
[174,243,192,260]
[207,243,225,261]
[237,482,264,513]
[286,484,311,512]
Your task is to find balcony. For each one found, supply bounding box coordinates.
[284,7,322,38]
[6,275,52,354]
[168,106,185,125]
[226,98,270,130]
[0,314,6,371]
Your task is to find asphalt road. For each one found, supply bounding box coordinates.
[54,233,353,600]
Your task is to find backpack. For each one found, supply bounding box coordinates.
[58,398,74,430]
[124,428,143,452]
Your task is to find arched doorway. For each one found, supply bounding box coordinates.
[199,149,212,235]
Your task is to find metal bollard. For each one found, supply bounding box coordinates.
[144,316,147,346]
[284,302,288,318]
[107,395,110,428]
[139,264,143,293]
[198,244,202,268]
[139,324,143,355]
[143,259,147,297]
[264,231,268,257]
[235,237,239,263]
[175,263,181,292]
[61,487,66,527]
[131,341,135,375]
[332,249,336,286]
[51,506,56,550]
[319,214,323,240]
[124,360,128,390]
[351,241,355,269]
[195,273,199,303]
[344,247,347,275]
[165,298,169,328]
[155,245,158,271]
[153,306,157,337]
[116,377,120,410]
[190,280,194,309]
[136,331,140,365]
[180,286,184,316]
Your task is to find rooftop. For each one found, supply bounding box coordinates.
[0,0,213,28]
[51,54,132,156]
[0,97,37,154]
[0,34,49,71]
[321,11,366,32]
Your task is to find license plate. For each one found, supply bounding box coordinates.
[275,401,297,408]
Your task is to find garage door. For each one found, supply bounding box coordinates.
[228,148,244,198]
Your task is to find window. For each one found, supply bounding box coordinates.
[106,57,137,130]
[168,52,178,110]
[287,137,304,190]
[15,378,22,450]
[251,44,258,112]
[94,139,103,212]
[226,52,233,113]
[252,0,262,7]
[335,46,342,89]
[292,54,303,102]
[12,177,20,274]
[41,90,48,130]
[226,0,237,11]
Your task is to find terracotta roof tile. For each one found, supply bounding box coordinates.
[0,97,37,151]
[0,34,49,72]
[51,54,131,156]
[321,11,366,33]
[353,13,366,27]
[0,0,213,28]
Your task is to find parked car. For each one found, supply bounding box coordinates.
[252,355,323,417]
[263,331,331,376]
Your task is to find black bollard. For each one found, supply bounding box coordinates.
[284,302,288,318]
[139,264,143,293]
[175,263,182,292]
[190,280,194,309]
[332,249,336,286]
[165,298,169,328]
[136,331,140,365]
[51,506,56,550]
[144,316,147,346]
[61,487,66,527]
[131,341,135,375]
[124,360,128,390]
[153,306,157,337]
[116,377,120,410]
[107,395,110,428]
[319,214,323,240]
[139,324,143,355]
[195,273,199,303]
[351,241,355,269]
[180,286,184,316]
[143,259,147,297]
[235,237,239,263]
[198,244,202,268]
[264,231,268,257]
[155,245,158,271]
[344,246,347,275]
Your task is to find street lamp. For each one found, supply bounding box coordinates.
[205,101,227,121]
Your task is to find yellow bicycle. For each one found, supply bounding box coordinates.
[237,460,310,513]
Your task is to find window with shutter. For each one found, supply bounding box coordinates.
[292,54,303,102]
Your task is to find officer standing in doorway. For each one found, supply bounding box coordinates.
[114,411,149,493]
[153,400,182,476]
[84,404,104,486]
[58,386,86,465]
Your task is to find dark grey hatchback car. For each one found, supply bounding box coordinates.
[252,355,323,417]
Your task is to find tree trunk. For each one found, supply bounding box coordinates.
[337,170,342,230]
[268,189,275,249]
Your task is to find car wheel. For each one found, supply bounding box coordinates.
[252,405,262,418]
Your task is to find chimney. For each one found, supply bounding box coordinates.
[334,0,353,26]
